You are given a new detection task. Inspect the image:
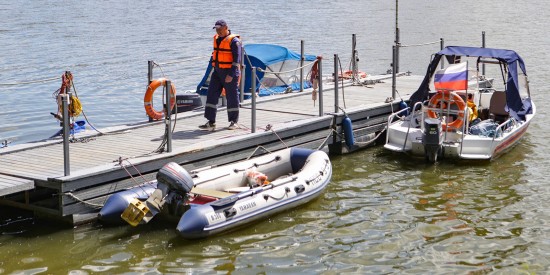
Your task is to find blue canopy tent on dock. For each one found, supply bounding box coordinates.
[196,44,317,98]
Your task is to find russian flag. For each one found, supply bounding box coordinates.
[434,62,468,91]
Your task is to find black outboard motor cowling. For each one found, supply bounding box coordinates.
[156,162,194,194]
[422,118,443,163]
[172,93,202,113]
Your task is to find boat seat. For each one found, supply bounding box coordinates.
[191,187,233,198]
[488,91,508,123]
[225,186,251,193]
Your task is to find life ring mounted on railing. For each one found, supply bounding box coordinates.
[427,91,466,131]
[144,78,176,120]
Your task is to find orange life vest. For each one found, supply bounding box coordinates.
[212,34,239,69]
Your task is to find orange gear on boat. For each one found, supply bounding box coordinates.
[339,70,367,79]
[144,78,176,121]
[427,91,466,131]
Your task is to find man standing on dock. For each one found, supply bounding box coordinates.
[199,19,241,131]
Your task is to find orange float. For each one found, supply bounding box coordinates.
[339,70,367,79]
[427,91,466,131]
[144,78,176,120]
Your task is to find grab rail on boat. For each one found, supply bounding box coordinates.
[402,101,425,151]
[489,117,517,154]
[384,101,424,151]
[385,107,410,146]
[459,104,471,156]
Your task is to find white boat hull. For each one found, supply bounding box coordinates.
[385,102,535,161]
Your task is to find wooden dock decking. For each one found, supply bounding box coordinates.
[0,74,423,224]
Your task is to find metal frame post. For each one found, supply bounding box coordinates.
[148,61,154,122]
[240,64,246,103]
[300,40,304,92]
[332,54,340,149]
[148,60,154,84]
[334,54,339,113]
[395,0,400,74]
[251,67,257,133]
[165,80,173,153]
[392,46,397,100]
[240,47,245,103]
[395,29,400,74]
[318,57,324,117]
[61,94,70,176]
[482,31,486,75]
[440,38,445,69]
[352,34,357,82]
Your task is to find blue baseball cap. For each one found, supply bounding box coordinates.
[213,20,227,29]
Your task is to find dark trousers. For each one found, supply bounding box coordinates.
[204,69,239,123]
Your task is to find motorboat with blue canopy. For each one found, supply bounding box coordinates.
[196,44,318,98]
[385,46,535,162]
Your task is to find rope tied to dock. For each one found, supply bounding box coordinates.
[259,124,289,148]
[110,157,156,199]
[353,125,387,146]
[115,157,149,186]
[317,128,341,151]
[398,40,441,48]
[64,192,104,208]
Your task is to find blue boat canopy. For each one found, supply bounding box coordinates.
[197,44,318,97]
[409,46,530,114]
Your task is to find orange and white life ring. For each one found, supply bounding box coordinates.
[339,70,367,79]
[144,78,176,120]
[427,91,466,131]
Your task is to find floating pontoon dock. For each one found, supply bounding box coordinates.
[0,73,423,224]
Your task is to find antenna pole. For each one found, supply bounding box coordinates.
[395,0,400,73]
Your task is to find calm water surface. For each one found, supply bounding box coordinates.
[1,0,550,274]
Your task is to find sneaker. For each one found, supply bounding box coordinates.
[198,121,215,131]
[227,121,238,130]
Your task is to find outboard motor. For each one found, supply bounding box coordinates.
[422,118,443,163]
[172,93,202,113]
[121,162,194,226]
[156,162,194,194]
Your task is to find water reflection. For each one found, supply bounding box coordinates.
[0,138,541,273]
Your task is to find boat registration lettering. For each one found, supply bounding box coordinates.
[239,201,256,212]
[309,175,322,185]
[208,212,224,223]
[308,164,329,185]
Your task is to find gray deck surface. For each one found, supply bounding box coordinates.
[0,174,34,196]
[0,74,423,196]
